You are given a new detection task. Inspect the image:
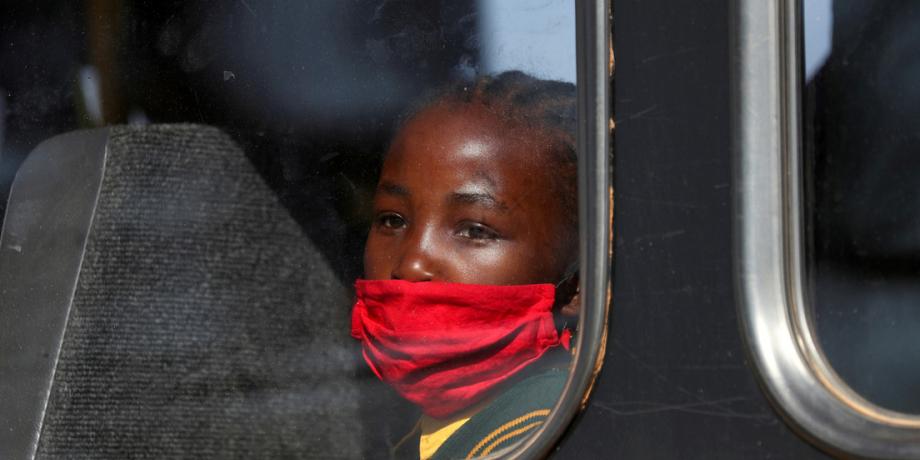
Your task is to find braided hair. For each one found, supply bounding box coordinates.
[397,71,578,232]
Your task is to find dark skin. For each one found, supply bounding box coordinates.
[364,102,579,316]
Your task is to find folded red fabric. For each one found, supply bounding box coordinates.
[351,279,568,419]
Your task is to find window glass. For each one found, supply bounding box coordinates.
[803,0,920,414]
[0,1,596,459]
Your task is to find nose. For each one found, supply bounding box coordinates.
[391,258,435,282]
[391,229,436,282]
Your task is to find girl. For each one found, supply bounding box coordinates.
[351,71,579,460]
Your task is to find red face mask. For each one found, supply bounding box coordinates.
[350,279,571,419]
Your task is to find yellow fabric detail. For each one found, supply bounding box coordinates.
[478,421,543,457]
[465,409,550,459]
[419,413,473,460]
[419,398,493,460]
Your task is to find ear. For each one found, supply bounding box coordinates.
[560,285,580,317]
[555,273,580,318]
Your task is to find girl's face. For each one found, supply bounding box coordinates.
[364,103,576,285]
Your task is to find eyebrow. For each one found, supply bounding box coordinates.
[377,181,410,197]
[449,191,509,212]
[378,180,509,212]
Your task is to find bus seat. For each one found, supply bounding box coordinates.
[0,125,363,459]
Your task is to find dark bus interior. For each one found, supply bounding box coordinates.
[3,0,920,458]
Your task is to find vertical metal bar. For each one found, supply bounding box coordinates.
[509,0,612,457]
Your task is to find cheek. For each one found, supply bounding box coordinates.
[445,243,547,285]
[521,202,575,271]
[362,233,393,280]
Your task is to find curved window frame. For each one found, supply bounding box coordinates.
[506,0,613,458]
[733,0,920,457]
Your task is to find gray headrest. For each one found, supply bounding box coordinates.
[0,125,364,459]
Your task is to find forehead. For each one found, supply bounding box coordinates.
[383,104,557,192]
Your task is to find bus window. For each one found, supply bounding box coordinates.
[803,0,920,415]
[0,1,611,459]
[734,0,920,458]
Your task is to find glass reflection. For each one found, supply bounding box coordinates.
[0,0,578,459]
[803,0,920,413]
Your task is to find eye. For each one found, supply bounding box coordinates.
[375,212,406,231]
[456,222,500,241]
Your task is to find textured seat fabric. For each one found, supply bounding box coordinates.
[34,125,363,459]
